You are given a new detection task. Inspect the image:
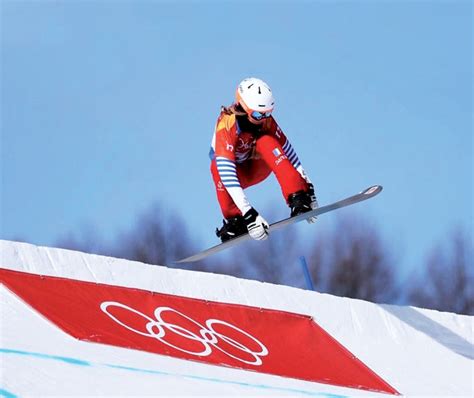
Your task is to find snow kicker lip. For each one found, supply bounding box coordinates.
[0,268,399,395]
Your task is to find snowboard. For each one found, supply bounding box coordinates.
[175,185,383,264]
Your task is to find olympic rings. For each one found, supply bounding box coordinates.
[100,301,268,366]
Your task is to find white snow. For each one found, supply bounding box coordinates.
[1,240,473,397]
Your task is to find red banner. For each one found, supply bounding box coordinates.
[0,268,398,394]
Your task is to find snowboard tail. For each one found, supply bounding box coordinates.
[175,185,383,264]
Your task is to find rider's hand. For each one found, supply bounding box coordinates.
[243,208,269,241]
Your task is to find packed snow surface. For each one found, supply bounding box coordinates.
[1,240,473,397]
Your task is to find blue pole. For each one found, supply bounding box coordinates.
[299,256,315,291]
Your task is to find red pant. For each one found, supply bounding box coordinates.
[211,135,308,219]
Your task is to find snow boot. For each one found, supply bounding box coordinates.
[215,216,248,242]
[288,190,313,217]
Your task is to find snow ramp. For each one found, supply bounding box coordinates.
[1,240,472,397]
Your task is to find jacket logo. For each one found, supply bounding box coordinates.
[272,148,282,157]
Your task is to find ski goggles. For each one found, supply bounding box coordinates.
[250,110,272,120]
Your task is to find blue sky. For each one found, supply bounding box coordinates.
[1,1,472,276]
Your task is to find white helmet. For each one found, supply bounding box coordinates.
[236,77,275,121]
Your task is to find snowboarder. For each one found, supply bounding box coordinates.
[210,77,318,242]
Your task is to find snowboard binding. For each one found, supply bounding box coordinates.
[215,216,248,242]
[288,189,314,217]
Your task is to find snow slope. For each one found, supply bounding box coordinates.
[1,240,473,397]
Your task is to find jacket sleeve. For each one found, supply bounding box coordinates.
[213,115,252,215]
[268,117,312,184]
